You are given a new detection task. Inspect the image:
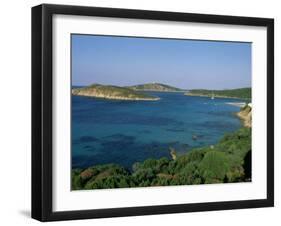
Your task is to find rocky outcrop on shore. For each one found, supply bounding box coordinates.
[237,105,252,128]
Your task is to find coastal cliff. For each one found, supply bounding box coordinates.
[72,84,160,101]
[237,105,252,128]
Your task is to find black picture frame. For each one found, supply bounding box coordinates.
[32,3,274,222]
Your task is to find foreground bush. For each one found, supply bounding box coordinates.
[72,127,251,190]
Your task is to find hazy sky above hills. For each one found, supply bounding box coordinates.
[72,34,251,90]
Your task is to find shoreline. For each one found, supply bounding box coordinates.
[184,93,250,100]
[72,93,160,101]
[184,93,251,100]
[226,102,247,108]
[236,105,252,128]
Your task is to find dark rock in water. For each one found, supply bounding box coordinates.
[204,121,236,129]
[166,128,185,132]
[100,134,136,149]
[101,140,135,149]
[192,135,198,140]
[83,145,92,149]
[168,141,180,146]
[168,142,190,153]
[80,136,99,143]
[72,136,99,145]
[103,133,135,141]
[191,134,205,141]
[182,143,190,148]
[151,142,160,148]
[138,130,151,134]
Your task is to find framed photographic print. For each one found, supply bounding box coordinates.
[32,4,274,221]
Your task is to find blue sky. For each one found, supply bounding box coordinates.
[72,34,251,89]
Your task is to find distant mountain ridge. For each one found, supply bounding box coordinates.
[127,83,184,92]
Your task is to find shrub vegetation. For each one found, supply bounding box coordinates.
[72,127,251,190]
[186,88,251,99]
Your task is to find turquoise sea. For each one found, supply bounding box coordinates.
[72,91,243,169]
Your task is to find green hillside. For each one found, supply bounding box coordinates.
[185,88,251,99]
[127,83,183,92]
[72,84,160,101]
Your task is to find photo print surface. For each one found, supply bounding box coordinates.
[71,34,252,190]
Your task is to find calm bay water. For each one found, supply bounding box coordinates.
[72,92,242,169]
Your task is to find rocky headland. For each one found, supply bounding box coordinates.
[72,84,160,101]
